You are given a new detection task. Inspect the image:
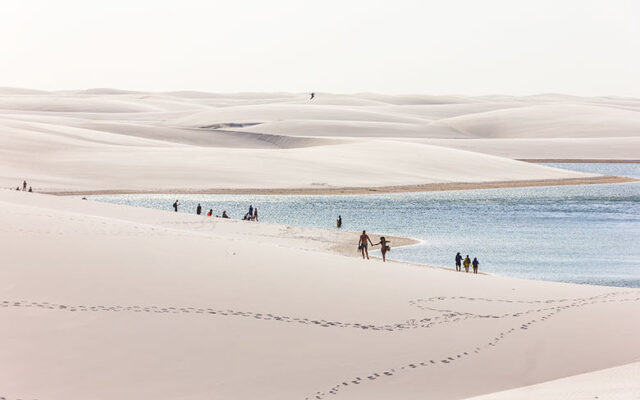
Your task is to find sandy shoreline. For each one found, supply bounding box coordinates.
[45,175,637,197]
[1,189,639,399]
[1,90,640,399]
[521,159,640,163]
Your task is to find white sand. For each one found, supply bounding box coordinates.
[1,190,639,399]
[3,90,640,193]
[468,361,640,399]
[1,90,639,399]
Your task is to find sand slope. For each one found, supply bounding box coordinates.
[4,90,639,192]
[0,190,639,399]
[468,361,640,399]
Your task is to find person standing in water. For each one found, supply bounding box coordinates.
[173,200,179,212]
[358,230,374,260]
[455,252,462,272]
[374,236,391,262]
[196,203,202,215]
[248,205,254,218]
[337,215,342,228]
[472,257,479,274]
[252,208,259,221]
[463,255,471,273]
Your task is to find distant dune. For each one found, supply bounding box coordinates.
[0,89,638,192]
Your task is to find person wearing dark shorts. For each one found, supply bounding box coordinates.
[358,230,374,260]
[455,252,462,272]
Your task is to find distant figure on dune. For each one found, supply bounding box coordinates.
[23,180,27,191]
[173,200,179,212]
[358,230,374,260]
[310,92,315,100]
[337,215,342,228]
[463,255,471,273]
[455,252,462,272]
[222,211,229,219]
[207,209,213,216]
[472,257,479,274]
[196,203,202,215]
[374,236,391,262]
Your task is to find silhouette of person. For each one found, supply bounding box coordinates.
[23,180,27,191]
[196,203,202,215]
[472,257,479,274]
[337,215,342,228]
[173,200,179,212]
[310,92,315,100]
[455,252,462,272]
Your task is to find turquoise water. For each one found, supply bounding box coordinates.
[91,163,640,288]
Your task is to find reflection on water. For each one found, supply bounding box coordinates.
[91,163,640,288]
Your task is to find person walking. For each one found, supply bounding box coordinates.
[337,215,342,228]
[455,252,462,272]
[463,255,471,273]
[173,200,179,212]
[374,236,391,262]
[472,257,479,274]
[358,230,374,260]
[196,203,202,215]
[22,180,27,191]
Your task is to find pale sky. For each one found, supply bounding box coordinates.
[1,0,639,95]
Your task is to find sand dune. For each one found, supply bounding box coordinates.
[3,89,639,192]
[1,89,639,398]
[0,190,638,399]
[468,361,640,399]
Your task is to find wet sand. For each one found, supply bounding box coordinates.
[47,175,637,196]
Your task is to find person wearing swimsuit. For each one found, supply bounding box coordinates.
[358,230,374,260]
[374,236,391,262]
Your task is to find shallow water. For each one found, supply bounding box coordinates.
[91,163,640,288]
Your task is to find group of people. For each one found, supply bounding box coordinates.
[356,226,482,272]
[242,205,258,221]
[455,252,480,273]
[172,200,229,219]
[15,180,32,192]
[358,230,391,262]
